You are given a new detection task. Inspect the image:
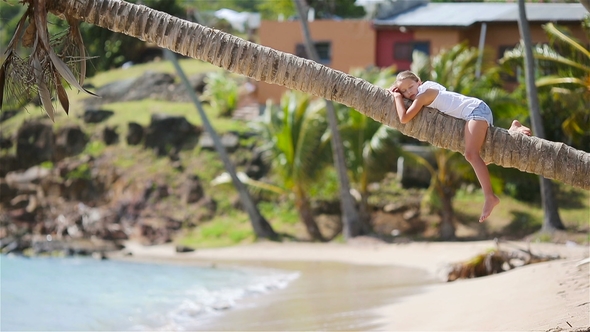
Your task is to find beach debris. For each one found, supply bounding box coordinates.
[575,257,590,267]
[175,245,196,253]
[446,239,561,282]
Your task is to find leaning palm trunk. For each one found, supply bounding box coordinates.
[165,49,278,240]
[294,0,365,238]
[36,0,590,190]
[294,186,325,241]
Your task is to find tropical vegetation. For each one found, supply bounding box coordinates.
[0,0,589,246]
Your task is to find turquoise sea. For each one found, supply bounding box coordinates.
[0,255,299,331]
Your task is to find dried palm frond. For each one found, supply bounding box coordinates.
[1,52,38,110]
[0,0,98,121]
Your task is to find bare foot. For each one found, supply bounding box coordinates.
[480,195,500,223]
[508,120,532,136]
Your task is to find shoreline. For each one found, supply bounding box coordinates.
[112,239,590,331]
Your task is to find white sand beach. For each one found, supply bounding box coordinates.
[116,239,590,331]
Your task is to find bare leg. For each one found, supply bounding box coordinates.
[509,120,532,136]
[464,120,500,222]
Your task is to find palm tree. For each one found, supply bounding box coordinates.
[500,22,589,149]
[534,22,589,149]
[2,0,589,191]
[165,49,278,240]
[255,91,332,241]
[293,0,365,238]
[516,0,565,231]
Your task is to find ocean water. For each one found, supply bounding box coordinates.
[0,255,299,331]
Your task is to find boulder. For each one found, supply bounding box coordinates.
[54,125,88,161]
[102,126,119,145]
[82,109,114,123]
[126,122,144,145]
[144,113,200,156]
[16,120,54,169]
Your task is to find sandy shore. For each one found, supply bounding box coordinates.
[116,239,589,331]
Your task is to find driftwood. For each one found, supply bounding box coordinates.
[447,239,561,282]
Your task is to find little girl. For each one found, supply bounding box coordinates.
[390,71,531,222]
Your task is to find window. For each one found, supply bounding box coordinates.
[295,42,331,65]
[394,41,430,61]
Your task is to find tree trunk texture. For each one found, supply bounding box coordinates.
[359,192,372,231]
[294,0,365,239]
[517,0,565,231]
[438,187,456,241]
[295,188,325,241]
[48,0,590,190]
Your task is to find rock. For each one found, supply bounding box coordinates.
[144,113,200,156]
[102,126,119,145]
[82,109,114,123]
[94,78,135,102]
[175,245,195,253]
[16,120,54,169]
[54,125,88,161]
[126,122,144,145]
[245,148,269,179]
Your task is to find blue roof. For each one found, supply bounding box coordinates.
[374,2,587,28]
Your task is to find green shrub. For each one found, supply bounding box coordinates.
[202,71,239,117]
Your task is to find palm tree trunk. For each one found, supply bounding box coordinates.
[295,186,325,241]
[293,0,365,239]
[42,0,590,190]
[438,186,456,241]
[164,49,278,240]
[517,0,565,231]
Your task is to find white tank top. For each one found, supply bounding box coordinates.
[417,81,482,120]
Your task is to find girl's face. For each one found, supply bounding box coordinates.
[396,78,421,100]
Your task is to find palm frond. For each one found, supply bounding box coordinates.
[544,23,590,59]
[0,0,97,118]
[536,76,587,88]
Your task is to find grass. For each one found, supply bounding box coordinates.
[176,212,256,248]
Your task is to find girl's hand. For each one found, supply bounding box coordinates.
[390,87,403,99]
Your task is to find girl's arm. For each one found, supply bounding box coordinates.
[392,88,438,124]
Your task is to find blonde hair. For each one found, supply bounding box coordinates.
[395,70,420,84]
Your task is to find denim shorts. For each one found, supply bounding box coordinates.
[465,102,493,127]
